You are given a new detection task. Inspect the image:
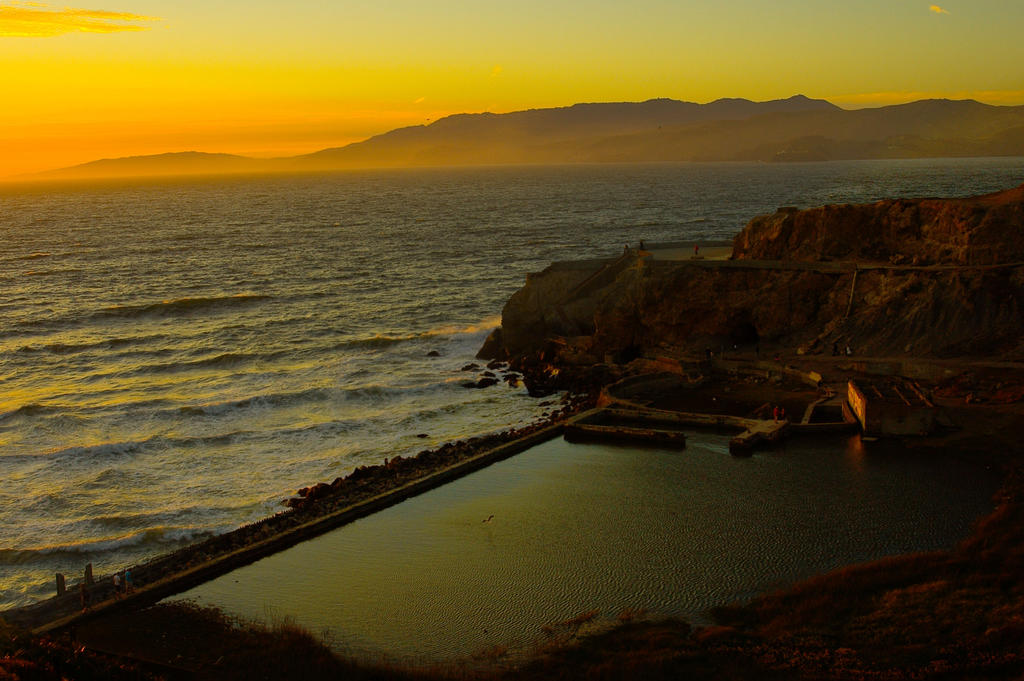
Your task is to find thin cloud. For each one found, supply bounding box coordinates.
[929,5,950,14]
[0,2,160,36]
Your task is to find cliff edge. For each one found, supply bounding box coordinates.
[734,184,1024,265]
[481,184,1024,370]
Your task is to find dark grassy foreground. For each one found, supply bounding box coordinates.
[0,621,159,681]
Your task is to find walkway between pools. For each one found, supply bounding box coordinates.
[587,363,860,454]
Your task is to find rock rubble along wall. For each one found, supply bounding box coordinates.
[481,185,1024,369]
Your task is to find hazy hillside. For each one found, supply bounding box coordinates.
[565,99,1024,163]
[288,95,838,169]
[34,151,269,180]
[27,97,1024,180]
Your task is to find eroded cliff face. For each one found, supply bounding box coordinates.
[481,184,1024,371]
[605,264,1024,358]
[733,184,1024,265]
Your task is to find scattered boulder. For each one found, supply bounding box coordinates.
[348,465,375,481]
[305,482,331,501]
[476,328,506,360]
[426,350,441,357]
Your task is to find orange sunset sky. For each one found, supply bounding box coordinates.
[3,0,1024,178]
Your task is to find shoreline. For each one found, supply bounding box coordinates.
[4,350,1023,678]
[6,352,1018,631]
[0,392,589,633]
[6,181,1024,678]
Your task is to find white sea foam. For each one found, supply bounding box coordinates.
[0,526,217,562]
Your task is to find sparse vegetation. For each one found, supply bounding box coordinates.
[0,620,158,681]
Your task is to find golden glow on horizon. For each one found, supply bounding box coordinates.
[2,0,1024,178]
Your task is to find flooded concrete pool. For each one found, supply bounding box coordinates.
[175,433,998,661]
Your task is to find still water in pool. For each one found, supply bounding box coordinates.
[177,434,998,661]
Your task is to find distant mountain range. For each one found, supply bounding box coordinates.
[30,95,1024,180]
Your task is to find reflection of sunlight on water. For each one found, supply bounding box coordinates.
[844,434,867,473]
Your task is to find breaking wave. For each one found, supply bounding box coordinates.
[14,333,170,356]
[41,439,147,461]
[36,429,274,460]
[177,388,335,416]
[0,527,218,564]
[106,351,266,378]
[96,293,272,320]
[175,382,448,417]
[334,317,501,351]
[0,403,58,422]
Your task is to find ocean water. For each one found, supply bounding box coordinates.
[2,158,1023,609]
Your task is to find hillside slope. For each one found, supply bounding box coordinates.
[35,151,268,180]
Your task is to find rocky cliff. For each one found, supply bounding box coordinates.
[480,184,1024,373]
[734,184,1024,265]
